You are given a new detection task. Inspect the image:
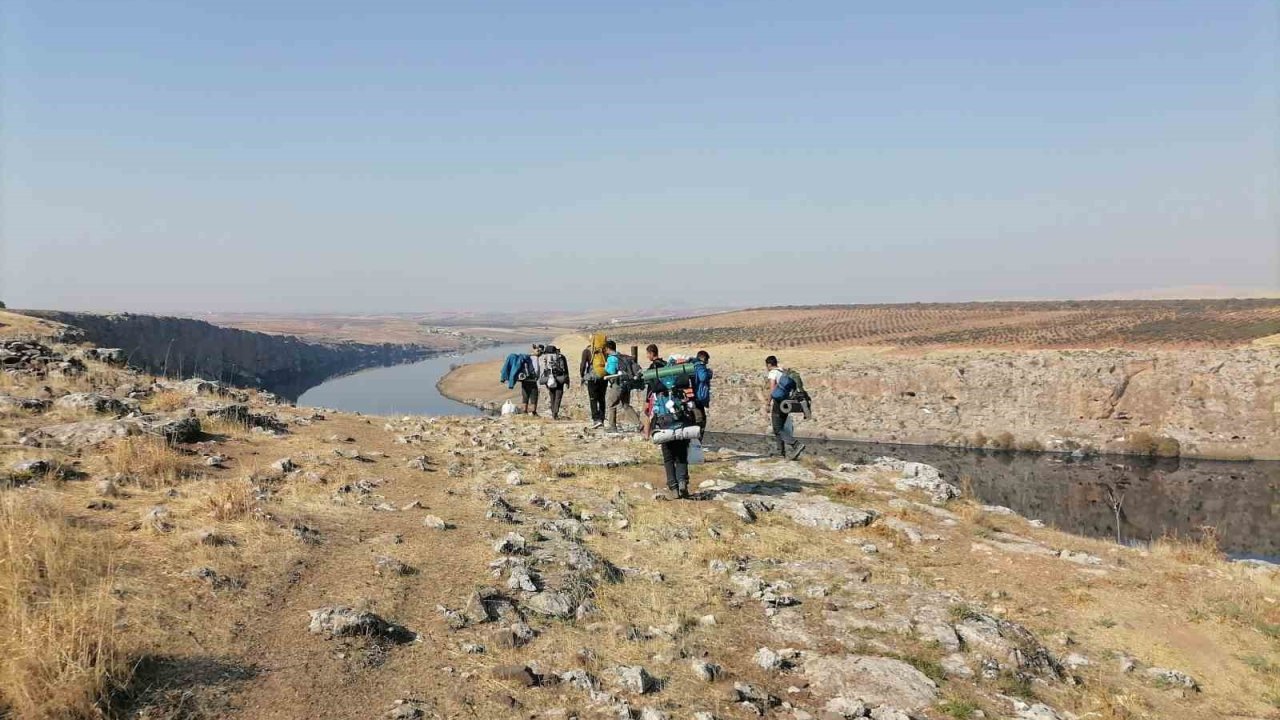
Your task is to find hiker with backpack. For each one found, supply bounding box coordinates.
[520,344,543,415]
[642,374,700,499]
[766,355,806,459]
[603,340,643,431]
[538,345,571,420]
[580,333,609,428]
[691,350,713,432]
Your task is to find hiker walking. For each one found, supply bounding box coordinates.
[603,340,642,431]
[520,344,543,415]
[691,350,713,432]
[766,355,805,459]
[642,377,697,499]
[538,345,570,420]
[580,334,609,428]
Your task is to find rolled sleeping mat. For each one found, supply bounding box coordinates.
[779,398,812,418]
[651,425,702,445]
[639,362,697,384]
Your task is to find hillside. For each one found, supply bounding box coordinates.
[618,300,1280,350]
[2,311,1278,719]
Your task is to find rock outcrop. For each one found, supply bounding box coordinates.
[19,311,432,400]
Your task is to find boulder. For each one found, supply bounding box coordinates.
[306,606,414,642]
[23,419,136,447]
[803,655,938,711]
[53,392,135,416]
[523,591,575,619]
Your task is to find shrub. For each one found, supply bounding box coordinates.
[203,479,259,521]
[990,432,1015,451]
[1124,431,1181,458]
[1016,438,1044,452]
[970,431,987,448]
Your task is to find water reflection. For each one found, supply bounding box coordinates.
[705,433,1280,560]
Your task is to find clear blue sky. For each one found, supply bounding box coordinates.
[2,1,1277,313]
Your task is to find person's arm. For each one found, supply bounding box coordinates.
[766,372,777,413]
[579,348,590,379]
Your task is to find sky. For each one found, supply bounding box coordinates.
[2,1,1277,313]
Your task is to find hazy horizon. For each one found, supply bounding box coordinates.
[3,1,1278,314]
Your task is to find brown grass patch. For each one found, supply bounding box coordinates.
[203,479,259,521]
[145,389,189,412]
[1152,526,1224,565]
[0,492,126,719]
[102,436,196,488]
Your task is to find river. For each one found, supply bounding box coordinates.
[296,346,1279,561]
[296,343,528,416]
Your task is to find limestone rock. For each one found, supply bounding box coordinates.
[612,665,656,694]
[803,655,938,711]
[524,591,575,619]
[306,606,413,642]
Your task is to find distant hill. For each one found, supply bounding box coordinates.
[1088,285,1280,301]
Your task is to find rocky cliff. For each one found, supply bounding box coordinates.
[19,311,432,400]
[705,347,1280,460]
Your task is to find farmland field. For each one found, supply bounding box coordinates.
[616,299,1280,349]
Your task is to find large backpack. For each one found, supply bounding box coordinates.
[771,368,803,400]
[650,385,694,431]
[588,333,608,380]
[614,353,640,382]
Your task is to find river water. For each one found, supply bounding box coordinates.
[295,346,1278,560]
[705,434,1279,561]
[296,343,528,416]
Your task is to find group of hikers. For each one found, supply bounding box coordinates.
[500,336,811,499]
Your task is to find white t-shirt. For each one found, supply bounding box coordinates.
[767,368,785,384]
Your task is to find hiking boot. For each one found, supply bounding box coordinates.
[676,485,690,499]
[788,443,807,461]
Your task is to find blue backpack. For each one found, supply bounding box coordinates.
[771,371,797,401]
[693,362,713,407]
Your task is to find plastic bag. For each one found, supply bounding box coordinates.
[500,400,518,416]
[687,439,704,464]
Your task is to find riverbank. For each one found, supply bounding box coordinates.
[2,312,1277,719]
[439,334,1280,461]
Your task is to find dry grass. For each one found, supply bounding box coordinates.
[203,478,259,521]
[0,492,126,719]
[102,436,197,488]
[145,389,190,412]
[1151,525,1224,565]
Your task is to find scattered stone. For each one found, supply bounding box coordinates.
[524,591,575,619]
[204,454,227,467]
[422,515,450,530]
[494,532,527,554]
[184,566,243,590]
[407,455,433,471]
[460,642,485,654]
[755,647,787,671]
[86,499,114,510]
[401,499,423,510]
[143,505,172,532]
[638,709,669,720]
[492,664,538,687]
[612,665,656,694]
[823,697,868,718]
[388,702,423,719]
[691,660,722,682]
[732,682,780,710]
[271,457,297,474]
[308,606,414,642]
[374,555,413,576]
[506,470,524,486]
[1145,667,1200,691]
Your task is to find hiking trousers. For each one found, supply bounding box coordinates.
[771,399,797,455]
[547,385,565,419]
[520,380,539,411]
[605,383,642,429]
[660,439,690,494]
[585,378,607,423]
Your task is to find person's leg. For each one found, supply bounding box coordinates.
[604,383,621,429]
[528,382,539,416]
[520,382,532,413]
[549,386,563,419]
[671,439,690,497]
[589,380,606,425]
[771,400,792,455]
[660,441,678,491]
